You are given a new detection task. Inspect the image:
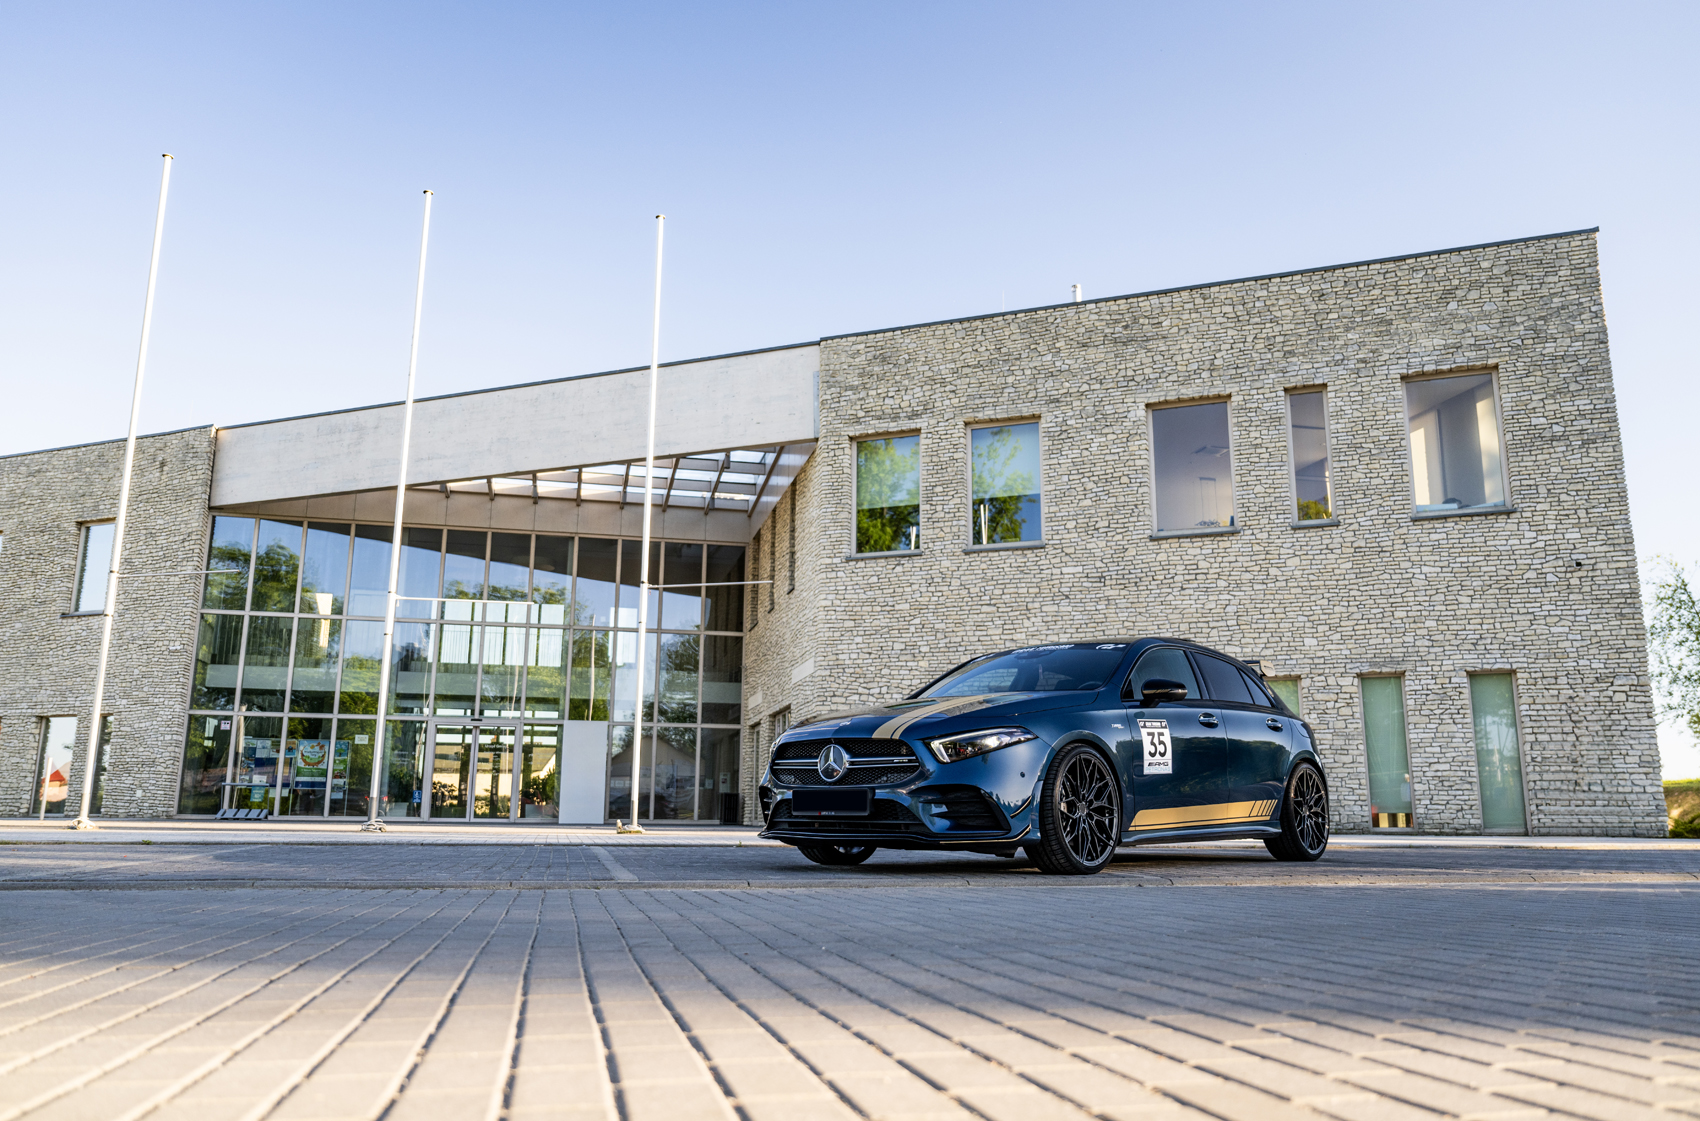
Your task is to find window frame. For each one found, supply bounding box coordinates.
[849,429,923,557]
[964,417,1044,550]
[1401,367,1514,519]
[1146,397,1239,539]
[71,520,117,615]
[1284,386,1336,527]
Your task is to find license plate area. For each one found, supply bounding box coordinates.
[790,788,872,817]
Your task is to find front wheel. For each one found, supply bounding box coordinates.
[797,844,876,866]
[1264,761,1329,861]
[1029,744,1122,875]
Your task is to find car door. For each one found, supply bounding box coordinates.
[1121,646,1229,835]
[1190,651,1289,823]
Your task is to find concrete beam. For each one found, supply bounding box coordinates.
[210,344,819,507]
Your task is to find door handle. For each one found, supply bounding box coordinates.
[1266,718,1284,731]
[1197,712,1219,728]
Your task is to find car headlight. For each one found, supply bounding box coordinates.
[925,727,1036,764]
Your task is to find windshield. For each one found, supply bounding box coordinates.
[920,643,1129,698]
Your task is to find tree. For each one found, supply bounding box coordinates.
[1648,559,1700,737]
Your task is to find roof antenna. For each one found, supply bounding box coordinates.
[1071,284,1082,304]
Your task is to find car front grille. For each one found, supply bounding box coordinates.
[767,798,926,835]
[770,738,923,787]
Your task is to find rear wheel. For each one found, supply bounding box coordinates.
[1029,744,1122,875]
[797,844,876,866]
[1264,762,1329,861]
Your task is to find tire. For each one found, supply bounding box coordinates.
[1264,761,1329,861]
[1028,743,1122,875]
[797,844,877,866]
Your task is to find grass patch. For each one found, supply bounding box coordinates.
[1667,779,1700,838]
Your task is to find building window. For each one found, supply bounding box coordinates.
[1406,371,1507,513]
[970,421,1041,545]
[1287,389,1332,522]
[1151,402,1234,532]
[787,488,796,593]
[1469,673,1527,832]
[1267,677,1302,715]
[855,435,921,553]
[74,522,116,613]
[1361,676,1412,828]
[32,716,78,815]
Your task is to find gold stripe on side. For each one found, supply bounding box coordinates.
[1129,799,1280,831]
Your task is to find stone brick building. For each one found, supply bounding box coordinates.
[0,227,1667,834]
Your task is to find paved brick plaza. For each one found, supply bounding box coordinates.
[1,840,1697,1120]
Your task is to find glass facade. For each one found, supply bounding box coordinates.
[177,517,744,822]
[970,422,1041,545]
[1151,402,1234,532]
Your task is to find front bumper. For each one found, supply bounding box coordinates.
[757,734,1047,849]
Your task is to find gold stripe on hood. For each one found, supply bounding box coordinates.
[871,694,1009,740]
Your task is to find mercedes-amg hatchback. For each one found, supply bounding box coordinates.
[758,639,1329,874]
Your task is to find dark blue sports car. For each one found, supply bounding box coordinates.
[758,639,1329,874]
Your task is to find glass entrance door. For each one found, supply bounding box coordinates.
[426,721,520,821]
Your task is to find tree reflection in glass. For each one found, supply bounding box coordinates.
[970,423,1040,545]
[856,435,920,553]
[250,521,303,612]
[203,517,254,610]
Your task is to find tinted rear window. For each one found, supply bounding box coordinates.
[1195,653,1255,704]
[1239,668,1276,707]
[922,644,1128,697]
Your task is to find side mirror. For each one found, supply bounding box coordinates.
[1139,678,1188,706]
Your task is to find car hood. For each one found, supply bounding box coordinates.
[783,691,1091,743]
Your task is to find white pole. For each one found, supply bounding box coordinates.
[363,189,434,833]
[631,215,664,821]
[69,153,173,830]
[1071,284,1082,304]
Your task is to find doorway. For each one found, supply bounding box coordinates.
[425,720,524,821]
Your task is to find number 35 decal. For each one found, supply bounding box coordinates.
[1138,719,1173,775]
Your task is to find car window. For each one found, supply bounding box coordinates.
[921,643,1129,697]
[1194,653,1255,704]
[1124,647,1200,701]
[1239,668,1276,708]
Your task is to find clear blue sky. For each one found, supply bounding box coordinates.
[3,2,1696,769]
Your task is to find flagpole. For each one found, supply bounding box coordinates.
[363,189,434,833]
[631,215,664,821]
[69,153,174,830]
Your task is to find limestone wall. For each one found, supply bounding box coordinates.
[744,231,1665,836]
[0,428,215,818]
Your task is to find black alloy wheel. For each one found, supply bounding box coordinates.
[1028,743,1122,875]
[797,844,877,866]
[1265,761,1329,861]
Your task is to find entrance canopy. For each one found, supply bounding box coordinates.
[209,343,820,524]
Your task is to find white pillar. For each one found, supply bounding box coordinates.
[69,153,174,830]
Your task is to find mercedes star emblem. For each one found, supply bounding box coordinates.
[817,743,850,783]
